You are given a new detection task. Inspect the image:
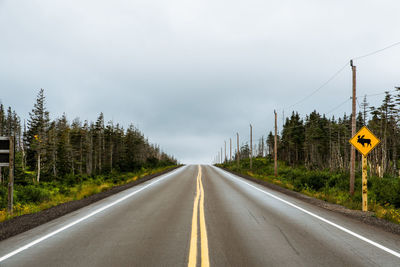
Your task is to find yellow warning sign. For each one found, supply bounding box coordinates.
[349,126,380,156]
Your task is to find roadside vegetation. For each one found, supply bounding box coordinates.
[0,89,178,221]
[0,165,177,222]
[217,157,400,224]
[217,90,400,224]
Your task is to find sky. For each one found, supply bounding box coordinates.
[1,0,400,164]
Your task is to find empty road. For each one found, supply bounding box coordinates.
[0,165,400,266]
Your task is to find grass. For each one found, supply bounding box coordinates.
[0,165,178,222]
[217,158,400,224]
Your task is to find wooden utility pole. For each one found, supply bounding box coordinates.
[224,141,227,163]
[362,154,368,211]
[274,110,278,177]
[221,147,223,164]
[8,136,14,214]
[262,136,264,157]
[250,124,253,170]
[230,138,232,162]
[237,133,240,167]
[350,60,356,196]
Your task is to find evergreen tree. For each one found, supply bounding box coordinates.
[360,95,369,126]
[55,114,72,177]
[266,131,274,156]
[27,89,50,182]
[0,103,4,136]
[1,90,178,183]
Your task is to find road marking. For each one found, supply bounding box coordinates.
[199,166,210,267]
[0,167,185,263]
[188,165,210,267]
[214,166,400,259]
[188,167,200,267]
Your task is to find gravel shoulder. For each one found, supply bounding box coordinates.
[0,166,180,241]
[218,166,400,236]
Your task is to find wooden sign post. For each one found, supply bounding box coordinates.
[349,126,380,212]
[362,154,367,212]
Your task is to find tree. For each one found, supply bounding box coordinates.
[240,143,250,160]
[27,89,50,182]
[55,114,72,177]
[0,103,4,136]
[360,95,369,126]
[1,90,177,185]
[267,131,274,156]
[94,113,105,174]
[281,112,304,165]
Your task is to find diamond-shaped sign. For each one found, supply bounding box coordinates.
[349,126,380,156]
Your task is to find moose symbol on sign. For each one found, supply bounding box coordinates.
[357,135,371,147]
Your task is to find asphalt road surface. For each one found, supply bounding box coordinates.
[1,165,400,266]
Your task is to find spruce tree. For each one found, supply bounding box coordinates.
[0,103,4,136]
[27,89,50,182]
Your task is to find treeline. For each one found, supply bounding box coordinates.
[262,89,400,177]
[0,89,177,183]
[230,89,400,177]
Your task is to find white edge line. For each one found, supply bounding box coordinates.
[0,166,185,263]
[213,166,400,259]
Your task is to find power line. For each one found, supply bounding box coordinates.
[286,41,400,110]
[356,97,362,111]
[352,41,400,61]
[221,42,400,158]
[326,97,351,115]
[364,89,398,98]
[287,62,348,109]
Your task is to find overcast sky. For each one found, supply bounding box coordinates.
[1,0,400,164]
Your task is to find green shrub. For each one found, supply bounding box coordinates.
[58,184,71,196]
[327,173,348,190]
[371,177,400,208]
[17,185,51,204]
[0,186,7,209]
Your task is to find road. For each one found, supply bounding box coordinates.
[0,165,400,266]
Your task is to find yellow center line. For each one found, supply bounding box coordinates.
[188,165,210,267]
[188,167,200,267]
[199,167,210,267]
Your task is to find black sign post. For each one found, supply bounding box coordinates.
[0,136,14,213]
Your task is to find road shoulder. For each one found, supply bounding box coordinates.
[0,166,181,241]
[216,166,400,236]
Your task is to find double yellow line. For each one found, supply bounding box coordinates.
[188,165,210,267]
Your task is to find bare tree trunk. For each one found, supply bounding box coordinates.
[21,146,25,171]
[393,137,397,176]
[80,135,83,175]
[53,153,56,177]
[52,147,56,177]
[71,150,75,176]
[110,142,113,172]
[381,115,386,175]
[97,133,101,173]
[381,142,386,175]
[102,133,105,172]
[37,153,41,183]
[90,134,93,175]
[94,137,97,174]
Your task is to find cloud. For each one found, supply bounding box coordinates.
[1,0,400,163]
